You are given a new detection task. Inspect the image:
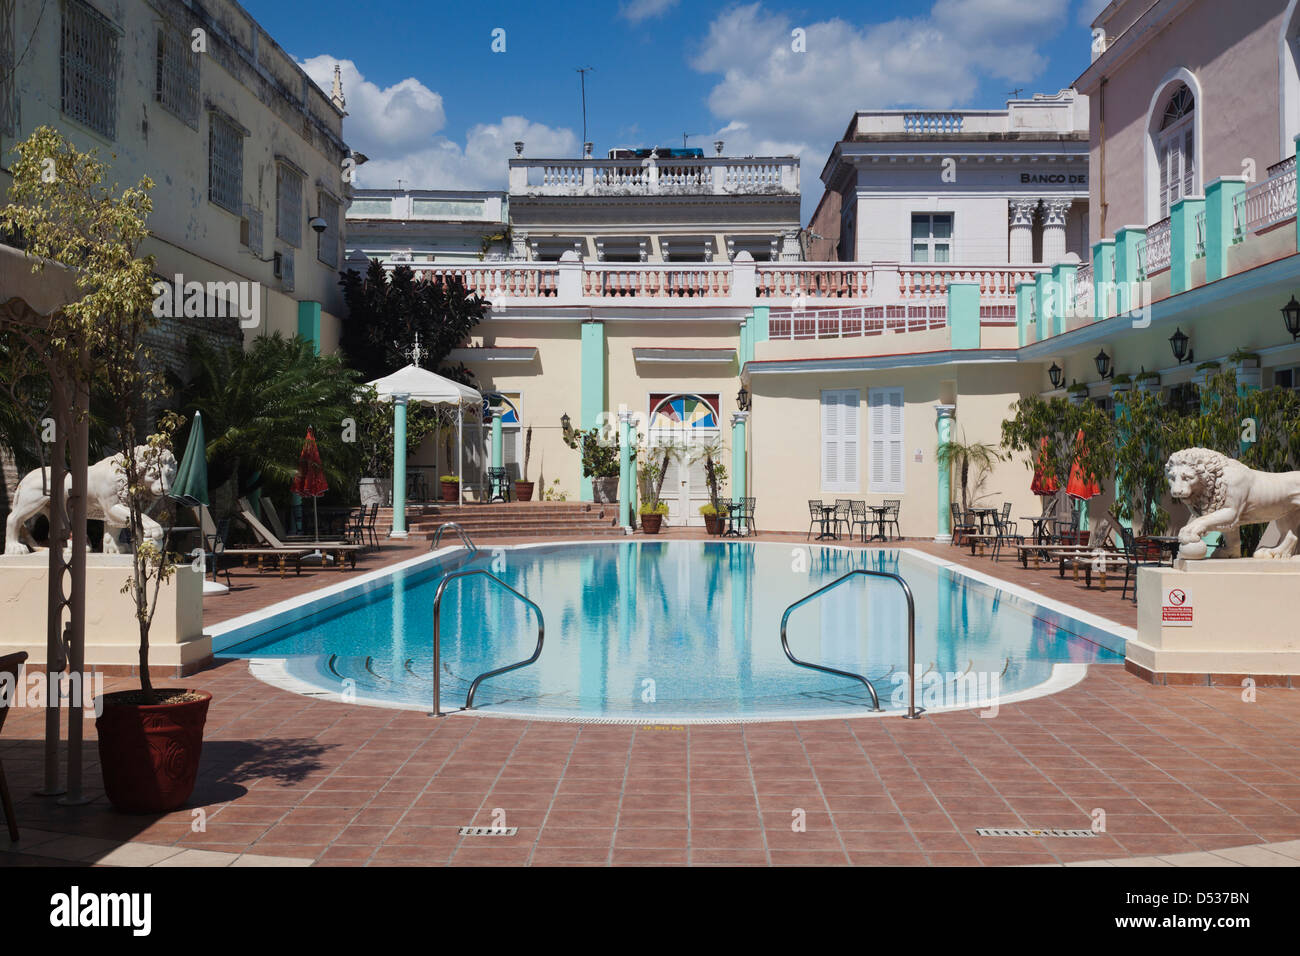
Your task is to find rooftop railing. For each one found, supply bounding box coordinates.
[1234,161,1298,237]
[509,156,800,197]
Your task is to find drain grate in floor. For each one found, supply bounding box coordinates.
[458,826,518,836]
[976,827,1097,838]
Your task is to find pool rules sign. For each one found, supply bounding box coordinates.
[1161,586,1194,626]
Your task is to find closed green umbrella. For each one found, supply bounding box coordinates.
[170,410,208,507]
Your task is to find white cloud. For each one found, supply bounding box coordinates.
[299,57,577,191]
[1076,0,1113,26]
[690,1,1073,214]
[620,0,679,23]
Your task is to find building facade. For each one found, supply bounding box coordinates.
[0,0,352,356]
[344,188,509,268]
[809,92,1090,266]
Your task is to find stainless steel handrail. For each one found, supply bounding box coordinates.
[429,569,544,716]
[779,568,923,719]
[429,521,477,553]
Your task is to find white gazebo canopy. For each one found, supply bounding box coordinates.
[367,363,482,407]
[365,364,484,518]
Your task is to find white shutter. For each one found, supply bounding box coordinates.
[504,429,520,480]
[821,389,859,492]
[1182,128,1194,197]
[869,387,904,493]
[1159,142,1170,219]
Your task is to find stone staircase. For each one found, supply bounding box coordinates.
[380,502,625,541]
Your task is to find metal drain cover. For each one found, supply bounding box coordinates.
[976,827,1097,838]
[458,826,518,836]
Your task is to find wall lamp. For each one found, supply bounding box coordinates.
[1168,327,1193,364]
[1283,296,1300,341]
[1048,362,1063,389]
[1094,349,1113,380]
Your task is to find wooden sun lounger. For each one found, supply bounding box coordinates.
[237,507,363,573]
[217,547,313,578]
[1015,542,1098,570]
[1051,547,1123,589]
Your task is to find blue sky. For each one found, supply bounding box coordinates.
[248,0,1110,217]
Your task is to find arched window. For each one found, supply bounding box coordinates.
[1156,85,1195,219]
[650,394,718,430]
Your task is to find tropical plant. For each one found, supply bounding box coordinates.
[1001,395,1116,502]
[350,384,443,481]
[637,444,672,514]
[338,259,489,381]
[176,334,364,506]
[542,478,567,501]
[935,430,1002,512]
[1111,387,1181,535]
[564,425,621,478]
[521,426,533,481]
[697,436,729,511]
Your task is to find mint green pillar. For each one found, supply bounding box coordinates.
[1205,176,1247,282]
[1113,226,1145,315]
[1034,272,1053,343]
[1052,263,1077,335]
[935,405,956,541]
[391,394,409,537]
[750,305,769,354]
[1169,195,1204,294]
[1092,239,1114,320]
[618,410,633,527]
[1015,281,1035,347]
[297,301,322,354]
[947,282,980,349]
[580,321,605,502]
[731,412,748,503]
[739,312,753,366]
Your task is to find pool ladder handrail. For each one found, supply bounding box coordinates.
[429,521,477,553]
[779,568,924,719]
[429,568,544,717]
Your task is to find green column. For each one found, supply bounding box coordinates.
[935,405,956,542]
[1113,227,1145,316]
[297,301,322,354]
[1169,196,1205,295]
[391,393,409,538]
[731,412,748,502]
[1236,359,1262,457]
[1015,281,1035,347]
[1051,263,1077,336]
[618,410,633,527]
[739,312,753,366]
[580,321,605,502]
[947,282,980,349]
[1035,272,1053,343]
[751,305,770,351]
[1205,176,1247,282]
[1092,239,1114,320]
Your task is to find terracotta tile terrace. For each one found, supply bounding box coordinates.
[5,526,1298,867]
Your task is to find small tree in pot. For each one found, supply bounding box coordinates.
[637,445,671,534]
[564,425,620,502]
[698,438,729,534]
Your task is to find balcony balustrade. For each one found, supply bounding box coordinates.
[510,156,800,197]
[1234,161,1298,237]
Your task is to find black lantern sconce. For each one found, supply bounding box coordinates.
[1047,362,1063,389]
[560,412,572,441]
[1283,296,1300,341]
[736,385,751,412]
[1168,327,1193,364]
[1094,349,1113,380]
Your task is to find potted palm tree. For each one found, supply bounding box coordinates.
[936,430,1002,513]
[637,445,671,534]
[514,426,535,501]
[700,439,728,535]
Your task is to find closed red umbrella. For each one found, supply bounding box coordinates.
[1065,429,1101,501]
[1030,436,1060,496]
[290,426,329,542]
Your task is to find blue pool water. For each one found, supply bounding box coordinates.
[218,541,1124,720]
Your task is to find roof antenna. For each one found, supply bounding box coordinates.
[576,66,595,145]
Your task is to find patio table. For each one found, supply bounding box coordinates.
[969,507,998,533]
[1020,515,1054,544]
[724,501,747,537]
[815,505,839,540]
[1143,535,1182,564]
[866,505,890,542]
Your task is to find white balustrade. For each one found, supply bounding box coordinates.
[767,304,947,340]
[510,156,799,196]
[1144,217,1171,274]
[902,112,964,133]
[1074,262,1093,315]
[1237,162,1298,236]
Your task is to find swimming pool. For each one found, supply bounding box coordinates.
[214,540,1127,721]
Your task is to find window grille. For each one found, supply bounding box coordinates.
[156,19,199,127]
[0,0,15,136]
[61,0,119,140]
[208,111,243,213]
[277,163,303,247]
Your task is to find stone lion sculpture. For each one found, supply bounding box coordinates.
[1166,448,1300,560]
[3,448,178,556]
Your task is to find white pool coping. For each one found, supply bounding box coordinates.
[214,539,1129,721]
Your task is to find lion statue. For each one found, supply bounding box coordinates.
[3,448,178,556]
[1165,448,1300,560]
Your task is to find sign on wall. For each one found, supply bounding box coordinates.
[1161,586,1193,627]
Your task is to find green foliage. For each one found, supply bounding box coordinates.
[1001,395,1115,499]
[338,259,489,381]
[350,384,442,480]
[439,475,460,483]
[699,503,718,516]
[177,334,364,504]
[1112,388,1181,534]
[541,478,567,501]
[564,426,621,478]
[639,501,669,516]
[935,431,1002,512]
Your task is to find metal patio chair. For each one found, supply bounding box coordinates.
[806,500,824,540]
[882,499,901,541]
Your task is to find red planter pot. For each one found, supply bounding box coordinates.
[441,481,459,502]
[96,690,211,814]
[640,513,664,534]
[514,481,535,502]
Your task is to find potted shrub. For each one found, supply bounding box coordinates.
[564,425,620,502]
[440,474,460,502]
[640,501,669,533]
[700,503,722,535]
[700,438,729,534]
[514,426,535,501]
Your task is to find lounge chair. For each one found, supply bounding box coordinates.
[237,503,361,573]
[0,651,27,841]
[189,504,233,586]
